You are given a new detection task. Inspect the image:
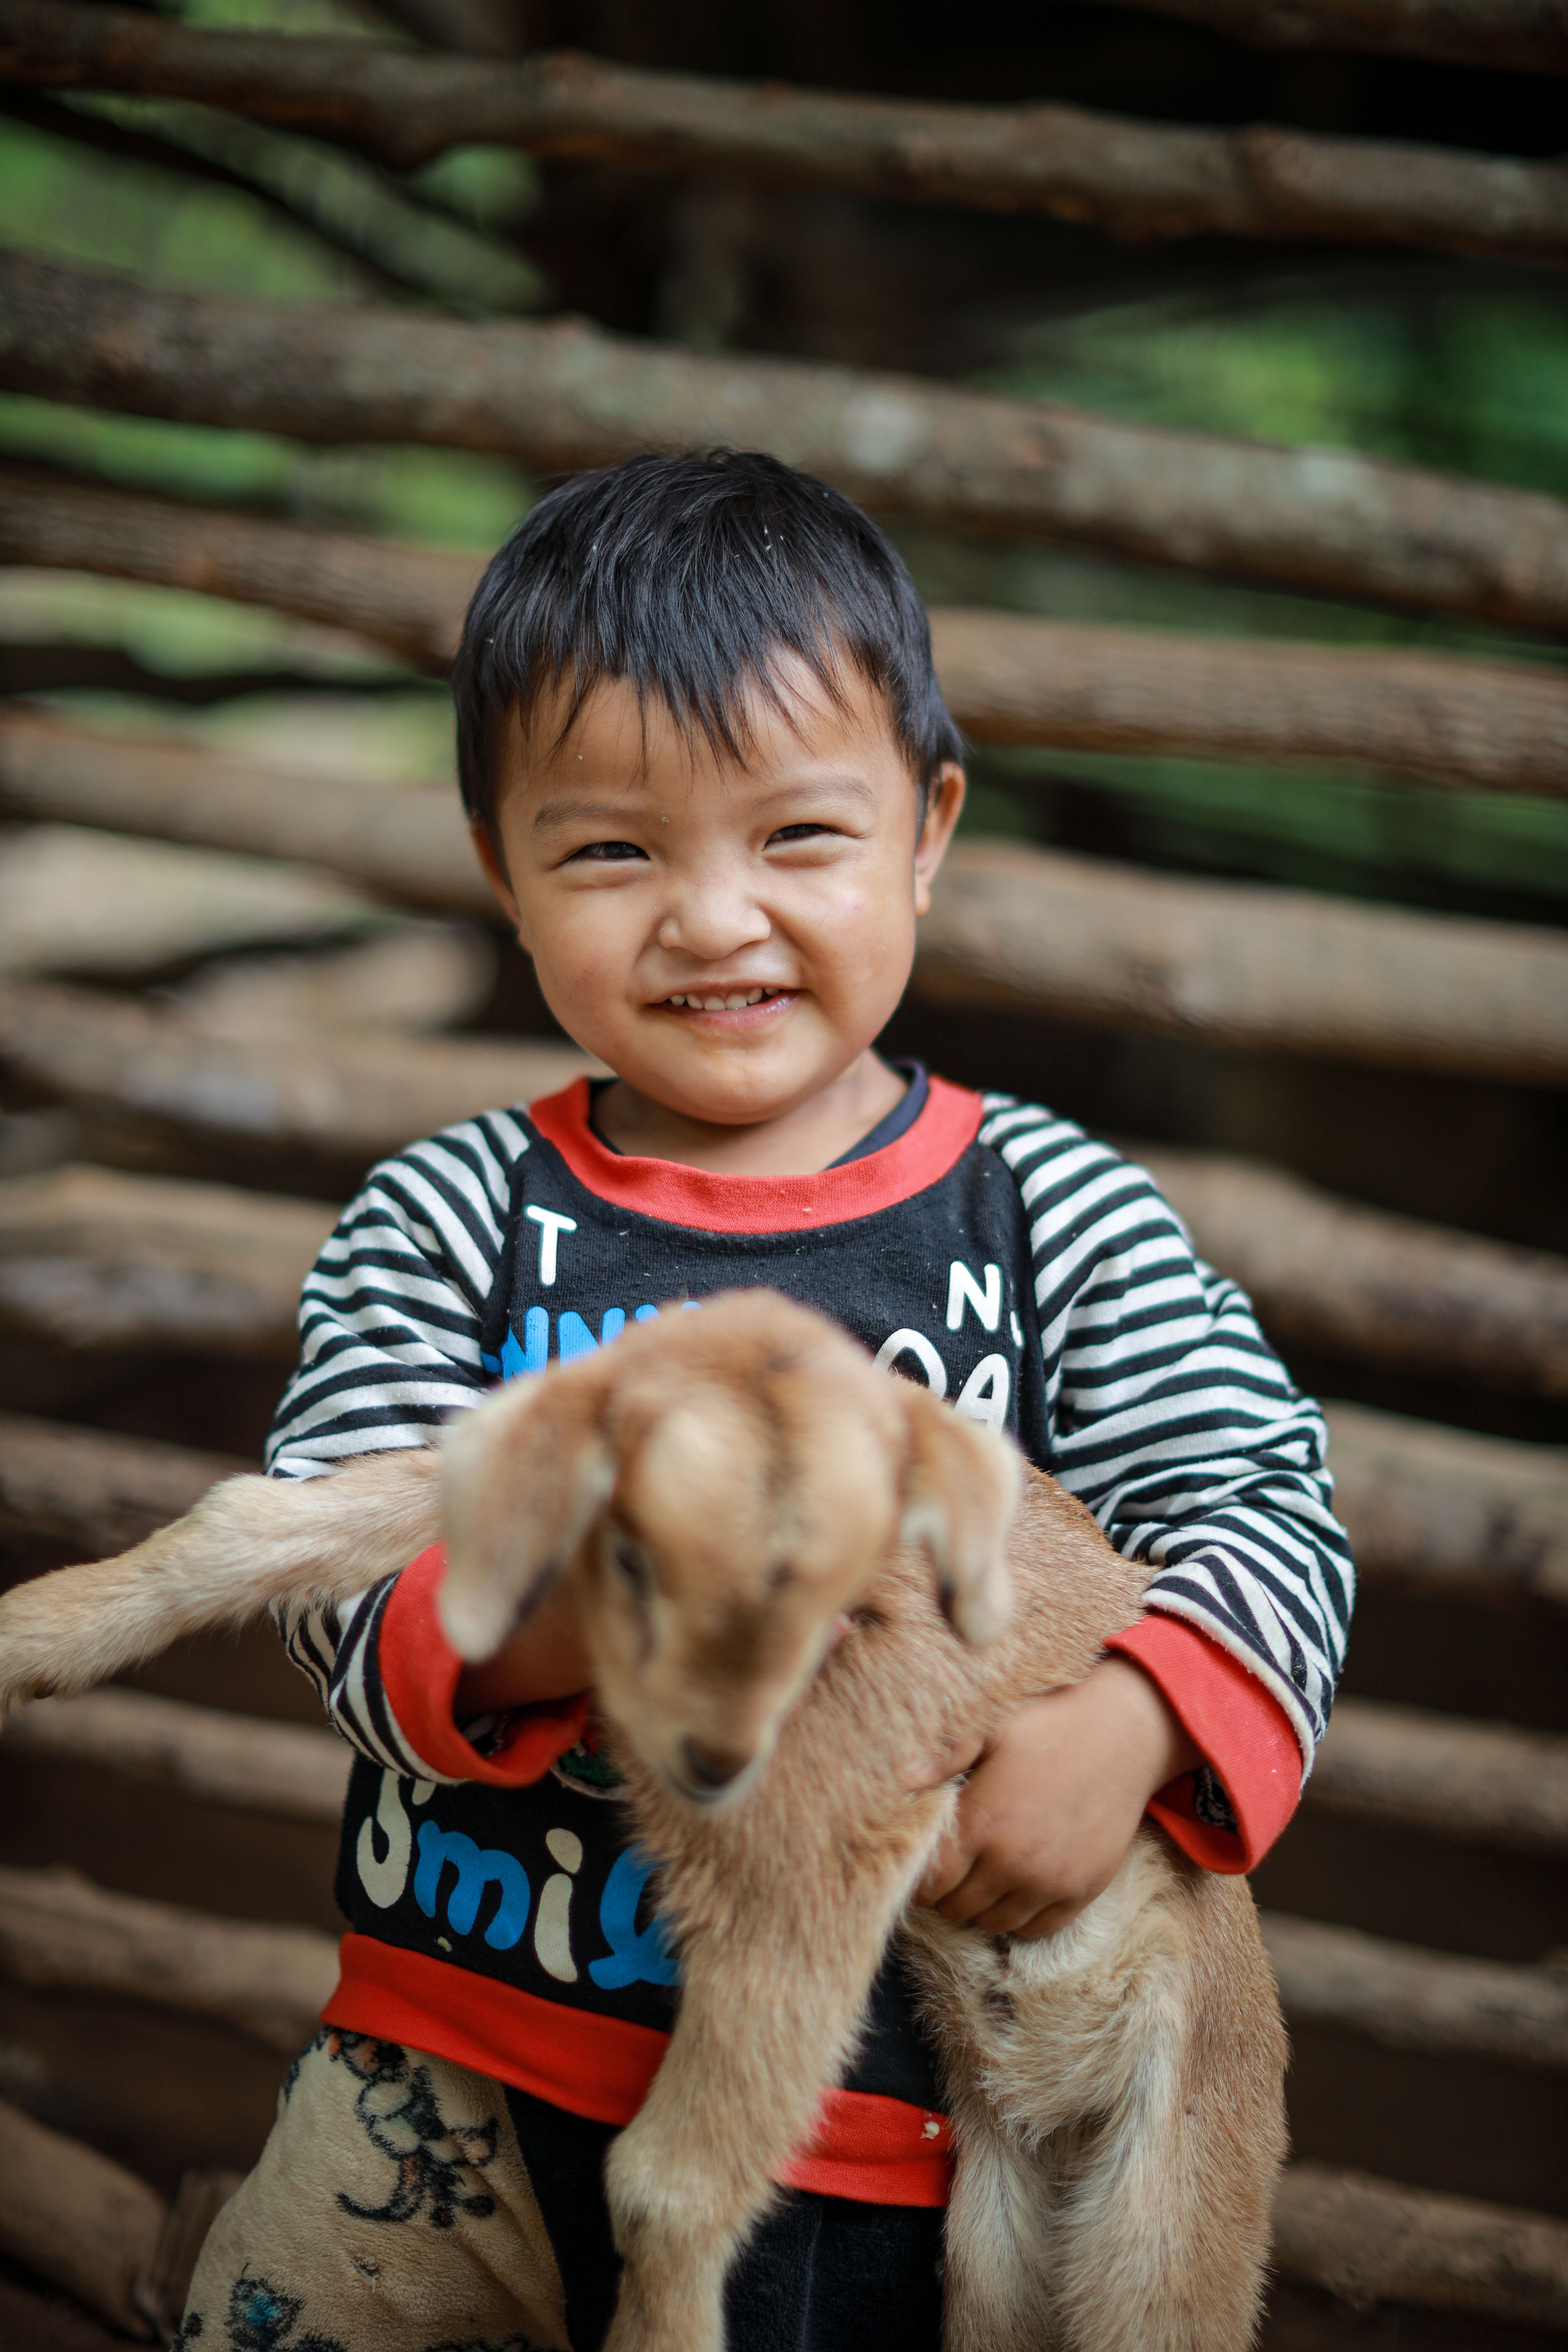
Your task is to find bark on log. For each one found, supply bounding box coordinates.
[0,1410,246,1559]
[1273,2163,1568,2330]
[1260,1912,1568,2072]
[0,1163,334,1359]
[6,256,1568,634]
[918,843,1568,1092]
[0,467,478,674]
[4,4,1567,259]
[933,608,1568,797]
[0,702,491,904]
[1085,0,1568,77]
[1324,1402,1568,1604]
[176,925,497,1040]
[0,1861,337,2048]
[0,2094,165,2337]
[0,979,598,1167]
[12,564,1568,798]
[5,1688,350,1822]
[1136,1145,1568,1397]
[1312,1696,1568,1855]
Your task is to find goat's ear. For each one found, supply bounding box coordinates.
[896,1388,1021,1648]
[437,1362,616,1661]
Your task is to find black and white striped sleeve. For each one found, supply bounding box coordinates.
[263,1110,527,1772]
[980,1098,1354,1771]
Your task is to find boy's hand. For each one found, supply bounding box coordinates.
[453,1573,593,1716]
[911,1656,1200,1940]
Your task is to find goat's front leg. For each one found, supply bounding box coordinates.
[601,1787,951,2352]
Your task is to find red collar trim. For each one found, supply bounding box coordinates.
[526,1075,983,1234]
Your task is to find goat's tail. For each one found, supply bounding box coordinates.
[0,1450,442,1723]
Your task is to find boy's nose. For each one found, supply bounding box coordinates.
[657,884,770,961]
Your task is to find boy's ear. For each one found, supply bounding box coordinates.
[896,1385,1019,1648]
[438,1361,616,1660]
[471,820,525,938]
[912,761,966,917]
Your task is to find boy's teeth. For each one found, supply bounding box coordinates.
[668,989,771,1010]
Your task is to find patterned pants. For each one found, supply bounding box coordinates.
[180,2030,569,2352]
[182,2030,946,2352]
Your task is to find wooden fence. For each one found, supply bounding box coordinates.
[0,6,1564,2343]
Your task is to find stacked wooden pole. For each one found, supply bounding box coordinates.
[1,5,1565,2340]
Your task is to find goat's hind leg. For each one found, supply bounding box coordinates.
[1045,1891,1286,2352]
[940,2110,1068,2352]
[0,1449,442,1721]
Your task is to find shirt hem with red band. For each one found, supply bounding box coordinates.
[324,1933,954,2207]
[318,1542,1297,2205]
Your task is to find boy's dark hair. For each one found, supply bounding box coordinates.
[452,449,962,852]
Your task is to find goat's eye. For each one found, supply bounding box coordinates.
[612,1538,653,1600]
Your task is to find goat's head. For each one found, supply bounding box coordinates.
[438,1290,1020,1807]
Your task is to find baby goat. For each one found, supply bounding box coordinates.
[0,1290,1287,2352]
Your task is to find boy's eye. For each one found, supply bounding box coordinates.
[767,822,834,845]
[569,840,648,863]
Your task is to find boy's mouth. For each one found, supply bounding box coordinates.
[660,986,791,1017]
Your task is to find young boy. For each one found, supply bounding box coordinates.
[184,452,1351,2352]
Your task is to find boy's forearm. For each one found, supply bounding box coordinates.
[453,1574,594,1715]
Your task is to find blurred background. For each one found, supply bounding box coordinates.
[0,4,1565,2346]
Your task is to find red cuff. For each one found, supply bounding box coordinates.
[378,1545,592,1785]
[1104,1615,1302,1872]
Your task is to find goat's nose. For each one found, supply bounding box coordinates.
[679,1738,749,1791]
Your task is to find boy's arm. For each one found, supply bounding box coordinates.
[919,1109,1353,1933]
[266,1113,576,1785]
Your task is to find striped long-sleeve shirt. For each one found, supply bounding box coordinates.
[267,1071,1350,2130]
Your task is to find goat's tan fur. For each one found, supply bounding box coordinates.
[0,1292,1287,2350]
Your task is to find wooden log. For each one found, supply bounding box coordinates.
[0,468,477,675]
[1273,2163,1568,2330]
[1312,1697,1568,1855]
[0,1163,335,1359]
[0,1411,246,1559]
[176,924,498,1040]
[0,817,382,986]
[0,1861,337,2049]
[3,2,1566,259]
[0,980,597,1166]
[918,842,1568,1092]
[12,592,1568,802]
[0,2094,165,2337]
[1136,1146,1568,1397]
[1260,1912,1568,2072]
[0,702,490,902]
[1324,1402,1568,1604]
[5,1688,350,1822]
[138,2167,245,2345]
[6,258,1568,636]
[1085,0,1568,77]
[932,607,1568,799]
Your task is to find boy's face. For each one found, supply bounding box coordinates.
[478,663,963,1130]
